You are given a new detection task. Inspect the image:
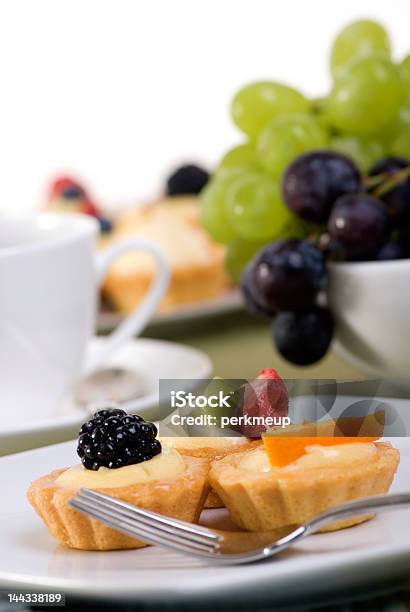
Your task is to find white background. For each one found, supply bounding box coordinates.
[0,0,408,214]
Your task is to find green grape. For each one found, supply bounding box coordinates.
[200,174,238,244]
[398,103,410,128]
[330,20,391,78]
[372,98,410,146]
[218,143,260,173]
[225,237,265,282]
[400,55,410,99]
[326,57,405,136]
[225,172,295,241]
[310,97,334,131]
[282,214,320,240]
[378,103,410,156]
[231,81,309,139]
[390,130,410,157]
[310,97,326,113]
[257,113,328,178]
[331,135,384,172]
[389,107,410,157]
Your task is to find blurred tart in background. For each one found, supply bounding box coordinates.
[46,164,231,315]
[101,196,229,314]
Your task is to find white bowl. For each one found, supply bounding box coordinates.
[328,259,410,378]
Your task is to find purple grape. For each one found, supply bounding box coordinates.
[240,262,276,318]
[282,151,362,223]
[375,239,407,261]
[273,307,334,365]
[398,227,410,257]
[240,239,326,315]
[370,157,408,174]
[328,194,389,260]
[369,157,410,225]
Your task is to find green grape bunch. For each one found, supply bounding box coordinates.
[200,18,410,284]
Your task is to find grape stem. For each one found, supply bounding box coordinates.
[365,165,410,197]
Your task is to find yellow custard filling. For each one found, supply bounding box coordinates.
[239,442,377,473]
[56,447,186,489]
[161,436,247,450]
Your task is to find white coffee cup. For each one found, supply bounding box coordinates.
[0,213,170,417]
[328,260,410,378]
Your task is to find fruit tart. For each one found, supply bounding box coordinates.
[162,368,289,508]
[100,196,229,314]
[163,436,261,508]
[209,416,399,532]
[27,409,209,550]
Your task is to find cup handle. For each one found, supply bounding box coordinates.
[83,238,170,374]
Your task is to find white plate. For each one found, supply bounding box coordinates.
[98,288,243,332]
[1,437,410,605]
[0,337,212,456]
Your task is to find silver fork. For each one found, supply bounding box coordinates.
[69,490,410,565]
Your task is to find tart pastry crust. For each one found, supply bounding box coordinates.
[100,198,230,313]
[27,455,209,550]
[209,442,399,532]
[170,439,262,508]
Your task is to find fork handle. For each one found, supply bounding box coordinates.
[306,492,410,534]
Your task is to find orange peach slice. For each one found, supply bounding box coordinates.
[262,412,384,467]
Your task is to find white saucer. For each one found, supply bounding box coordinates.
[0,337,212,455]
[1,436,409,605]
[98,288,243,332]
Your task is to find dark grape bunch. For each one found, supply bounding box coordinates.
[241,151,410,366]
[77,408,161,471]
[198,18,410,366]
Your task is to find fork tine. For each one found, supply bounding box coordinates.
[69,497,218,555]
[71,496,218,552]
[78,488,220,543]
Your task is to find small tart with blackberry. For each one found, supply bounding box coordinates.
[209,420,400,533]
[27,409,209,551]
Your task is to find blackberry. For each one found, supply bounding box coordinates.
[77,408,161,470]
[166,164,210,195]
